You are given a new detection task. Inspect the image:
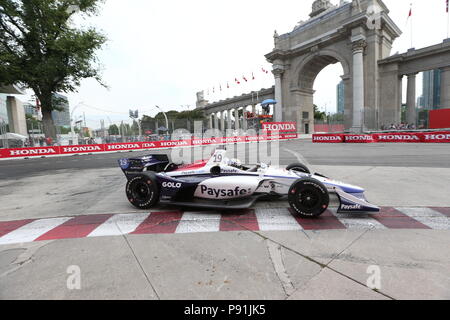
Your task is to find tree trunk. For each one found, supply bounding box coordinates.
[41,108,57,139]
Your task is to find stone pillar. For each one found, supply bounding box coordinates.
[273,68,284,122]
[214,113,219,129]
[227,109,232,130]
[234,108,240,130]
[406,73,417,125]
[252,104,256,117]
[243,107,248,131]
[351,39,366,133]
[209,114,213,129]
[220,111,225,132]
[6,96,27,136]
[439,66,450,109]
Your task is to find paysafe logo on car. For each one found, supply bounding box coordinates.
[199,185,252,198]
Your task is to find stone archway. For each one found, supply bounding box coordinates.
[266,0,402,133]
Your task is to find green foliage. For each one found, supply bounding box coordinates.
[0,0,107,137]
[108,124,119,135]
[314,105,327,121]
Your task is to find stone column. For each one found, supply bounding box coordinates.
[273,68,284,122]
[214,113,219,129]
[406,73,417,125]
[6,96,27,136]
[220,111,225,132]
[243,107,248,130]
[234,108,240,130]
[209,114,213,129]
[252,104,256,117]
[351,39,366,133]
[227,109,232,130]
[439,66,450,109]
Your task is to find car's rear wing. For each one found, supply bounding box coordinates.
[118,154,170,177]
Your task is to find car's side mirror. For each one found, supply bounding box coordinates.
[210,166,221,176]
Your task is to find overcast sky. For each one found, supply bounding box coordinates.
[22,0,450,128]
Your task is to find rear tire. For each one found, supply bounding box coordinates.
[288,178,329,218]
[126,172,160,209]
[287,163,310,174]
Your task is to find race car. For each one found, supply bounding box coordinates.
[118,149,380,218]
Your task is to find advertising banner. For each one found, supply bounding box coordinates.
[312,134,345,143]
[262,122,297,132]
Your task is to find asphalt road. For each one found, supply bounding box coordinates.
[1,140,450,180]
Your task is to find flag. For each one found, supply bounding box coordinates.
[252,72,255,80]
[235,78,240,85]
[227,82,230,89]
[220,84,222,91]
[407,4,412,20]
[243,76,248,82]
[447,0,449,12]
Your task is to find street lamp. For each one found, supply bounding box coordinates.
[155,105,169,134]
[70,102,84,145]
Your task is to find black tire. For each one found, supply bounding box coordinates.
[287,163,311,174]
[126,172,160,209]
[288,178,329,218]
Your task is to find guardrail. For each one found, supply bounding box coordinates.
[313,131,450,143]
[0,133,299,160]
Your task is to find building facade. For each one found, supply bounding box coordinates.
[51,93,71,127]
[422,69,441,110]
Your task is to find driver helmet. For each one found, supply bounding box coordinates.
[228,158,242,168]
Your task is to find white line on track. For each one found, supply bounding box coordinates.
[396,207,450,230]
[255,208,303,231]
[175,212,221,234]
[88,212,151,237]
[0,217,72,245]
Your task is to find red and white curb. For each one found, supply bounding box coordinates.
[0,207,449,246]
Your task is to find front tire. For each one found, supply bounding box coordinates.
[126,172,160,209]
[288,178,329,218]
[287,163,310,174]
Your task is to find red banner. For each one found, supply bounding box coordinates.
[312,132,450,144]
[312,134,345,143]
[344,135,376,143]
[262,122,297,132]
[60,144,105,154]
[0,146,60,158]
[0,133,299,160]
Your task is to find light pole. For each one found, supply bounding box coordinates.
[70,102,84,145]
[155,105,169,134]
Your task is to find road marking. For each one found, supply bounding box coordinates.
[292,209,346,230]
[87,213,151,237]
[175,212,221,234]
[255,208,303,231]
[132,211,184,234]
[371,207,431,229]
[37,214,113,241]
[220,209,259,232]
[332,211,387,230]
[0,217,71,245]
[396,208,450,230]
[1,207,450,246]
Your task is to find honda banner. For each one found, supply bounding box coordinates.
[312,134,345,143]
[312,132,450,144]
[0,133,299,160]
[262,122,297,132]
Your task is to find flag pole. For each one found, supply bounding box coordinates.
[410,3,413,48]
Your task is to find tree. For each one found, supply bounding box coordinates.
[314,105,327,121]
[0,0,107,139]
[108,124,119,135]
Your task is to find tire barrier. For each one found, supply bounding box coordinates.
[0,133,299,160]
[313,132,450,143]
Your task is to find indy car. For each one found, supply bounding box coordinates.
[118,149,380,218]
